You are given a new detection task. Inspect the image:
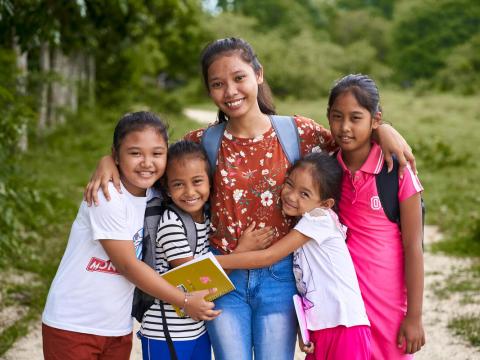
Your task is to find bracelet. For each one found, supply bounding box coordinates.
[180,292,189,317]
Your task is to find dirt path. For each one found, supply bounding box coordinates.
[3,109,478,359]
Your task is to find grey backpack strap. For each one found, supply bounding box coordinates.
[201,122,227,176]
[167,203,197,254]
[132,195,164,323]
[270,115,301,165]
[142,196,164,269]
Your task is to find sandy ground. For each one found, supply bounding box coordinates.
[2,110,479,359]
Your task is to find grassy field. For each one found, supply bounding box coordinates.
[1,90,479,353]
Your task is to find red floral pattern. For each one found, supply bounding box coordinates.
[185,115,334,254]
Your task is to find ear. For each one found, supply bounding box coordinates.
[372,111,382,130]
[321,198,335,209]
[256,67,264,85]
[111,147,119,165]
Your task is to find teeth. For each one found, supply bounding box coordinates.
[184,198,200,204]
[226,99,243,107]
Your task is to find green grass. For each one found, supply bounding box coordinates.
[448,315,480,347]
[0,106,199,355]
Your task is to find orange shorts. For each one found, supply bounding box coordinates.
[42,323,132,360]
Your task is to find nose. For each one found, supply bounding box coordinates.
[141,155,153,167]
[185,183,196,196]
[340,119,351,132]
[224,81,238,98]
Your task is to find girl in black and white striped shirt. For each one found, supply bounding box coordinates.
[138,140,212,360]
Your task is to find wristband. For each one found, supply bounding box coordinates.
[180,292,189,317]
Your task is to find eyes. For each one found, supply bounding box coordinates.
[127,150,165,157]
[284,179,310,199]
[209,74,247,90]
[170,176,208,189]
[329,112,366,123]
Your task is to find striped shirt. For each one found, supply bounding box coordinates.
[140,209,210,340]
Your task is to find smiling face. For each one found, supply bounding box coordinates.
[114,127,167,196]
[166,156,210,222]
[281,165,329,217]
[207,52,264,122]
[328,91,380,155]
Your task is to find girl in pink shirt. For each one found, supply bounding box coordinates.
[327,74,425,358]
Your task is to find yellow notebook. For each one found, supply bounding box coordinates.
[161,252,235,316]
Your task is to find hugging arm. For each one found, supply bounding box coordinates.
[84,155,120,206]
[216,229,309,270]
[396,193,425,353]
[374,124,416,177]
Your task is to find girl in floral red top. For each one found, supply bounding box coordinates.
[185,115,333,254]
[86,37,415,360]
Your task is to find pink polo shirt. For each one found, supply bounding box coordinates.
[336,142,423,359]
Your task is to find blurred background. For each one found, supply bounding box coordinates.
[0,0,479,356]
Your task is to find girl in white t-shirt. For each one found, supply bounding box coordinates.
[42,112,220,360]
[217,152,371,360]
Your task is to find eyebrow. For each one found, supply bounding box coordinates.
[209,70,247,81]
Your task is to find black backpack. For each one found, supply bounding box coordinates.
[376,156,426,247]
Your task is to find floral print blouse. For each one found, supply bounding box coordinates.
[185,115,334,254]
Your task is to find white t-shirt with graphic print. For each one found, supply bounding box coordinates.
[42,183,155,336]
[293,208,370,331]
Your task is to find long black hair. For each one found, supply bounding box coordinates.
[200,37,276,123]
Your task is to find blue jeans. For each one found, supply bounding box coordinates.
[207,253,297,360]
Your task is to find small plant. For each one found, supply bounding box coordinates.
[448,315,480,347]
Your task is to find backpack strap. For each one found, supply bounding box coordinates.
[200,116,301,176]
[167,203,198,254]
[201,122,227,176]
[132,195,164,323]
[375,156,400,224]
[270,115,301,165]
[375,156,425,250]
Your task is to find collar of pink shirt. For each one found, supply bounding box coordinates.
[335,142,384,175]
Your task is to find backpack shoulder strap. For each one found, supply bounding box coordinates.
[142,196,165,268]
[167,203,198,254]
[132,195,164,323]
[201,122,227,176]
[375,155,400,223]
[270,115,301,165]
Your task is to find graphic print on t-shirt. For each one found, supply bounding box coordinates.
[86,227,144,274]
[293,248,315,310]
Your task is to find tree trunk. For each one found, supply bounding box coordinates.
[13,35,28,151]
[38,42,50,132]
[51,48,69,124]
[87,54,95,107]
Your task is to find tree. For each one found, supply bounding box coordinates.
[390,0,480,85]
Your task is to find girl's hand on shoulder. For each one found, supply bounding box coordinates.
[84,155,121,206]
[184,288,221,321]
[236,222,274,252]
[375,124,416,178]
[397,314,425,354]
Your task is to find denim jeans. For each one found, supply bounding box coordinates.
[207,252,297,360]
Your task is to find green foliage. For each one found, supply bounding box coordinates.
[435,34,480,94]
[391,0,480,84]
